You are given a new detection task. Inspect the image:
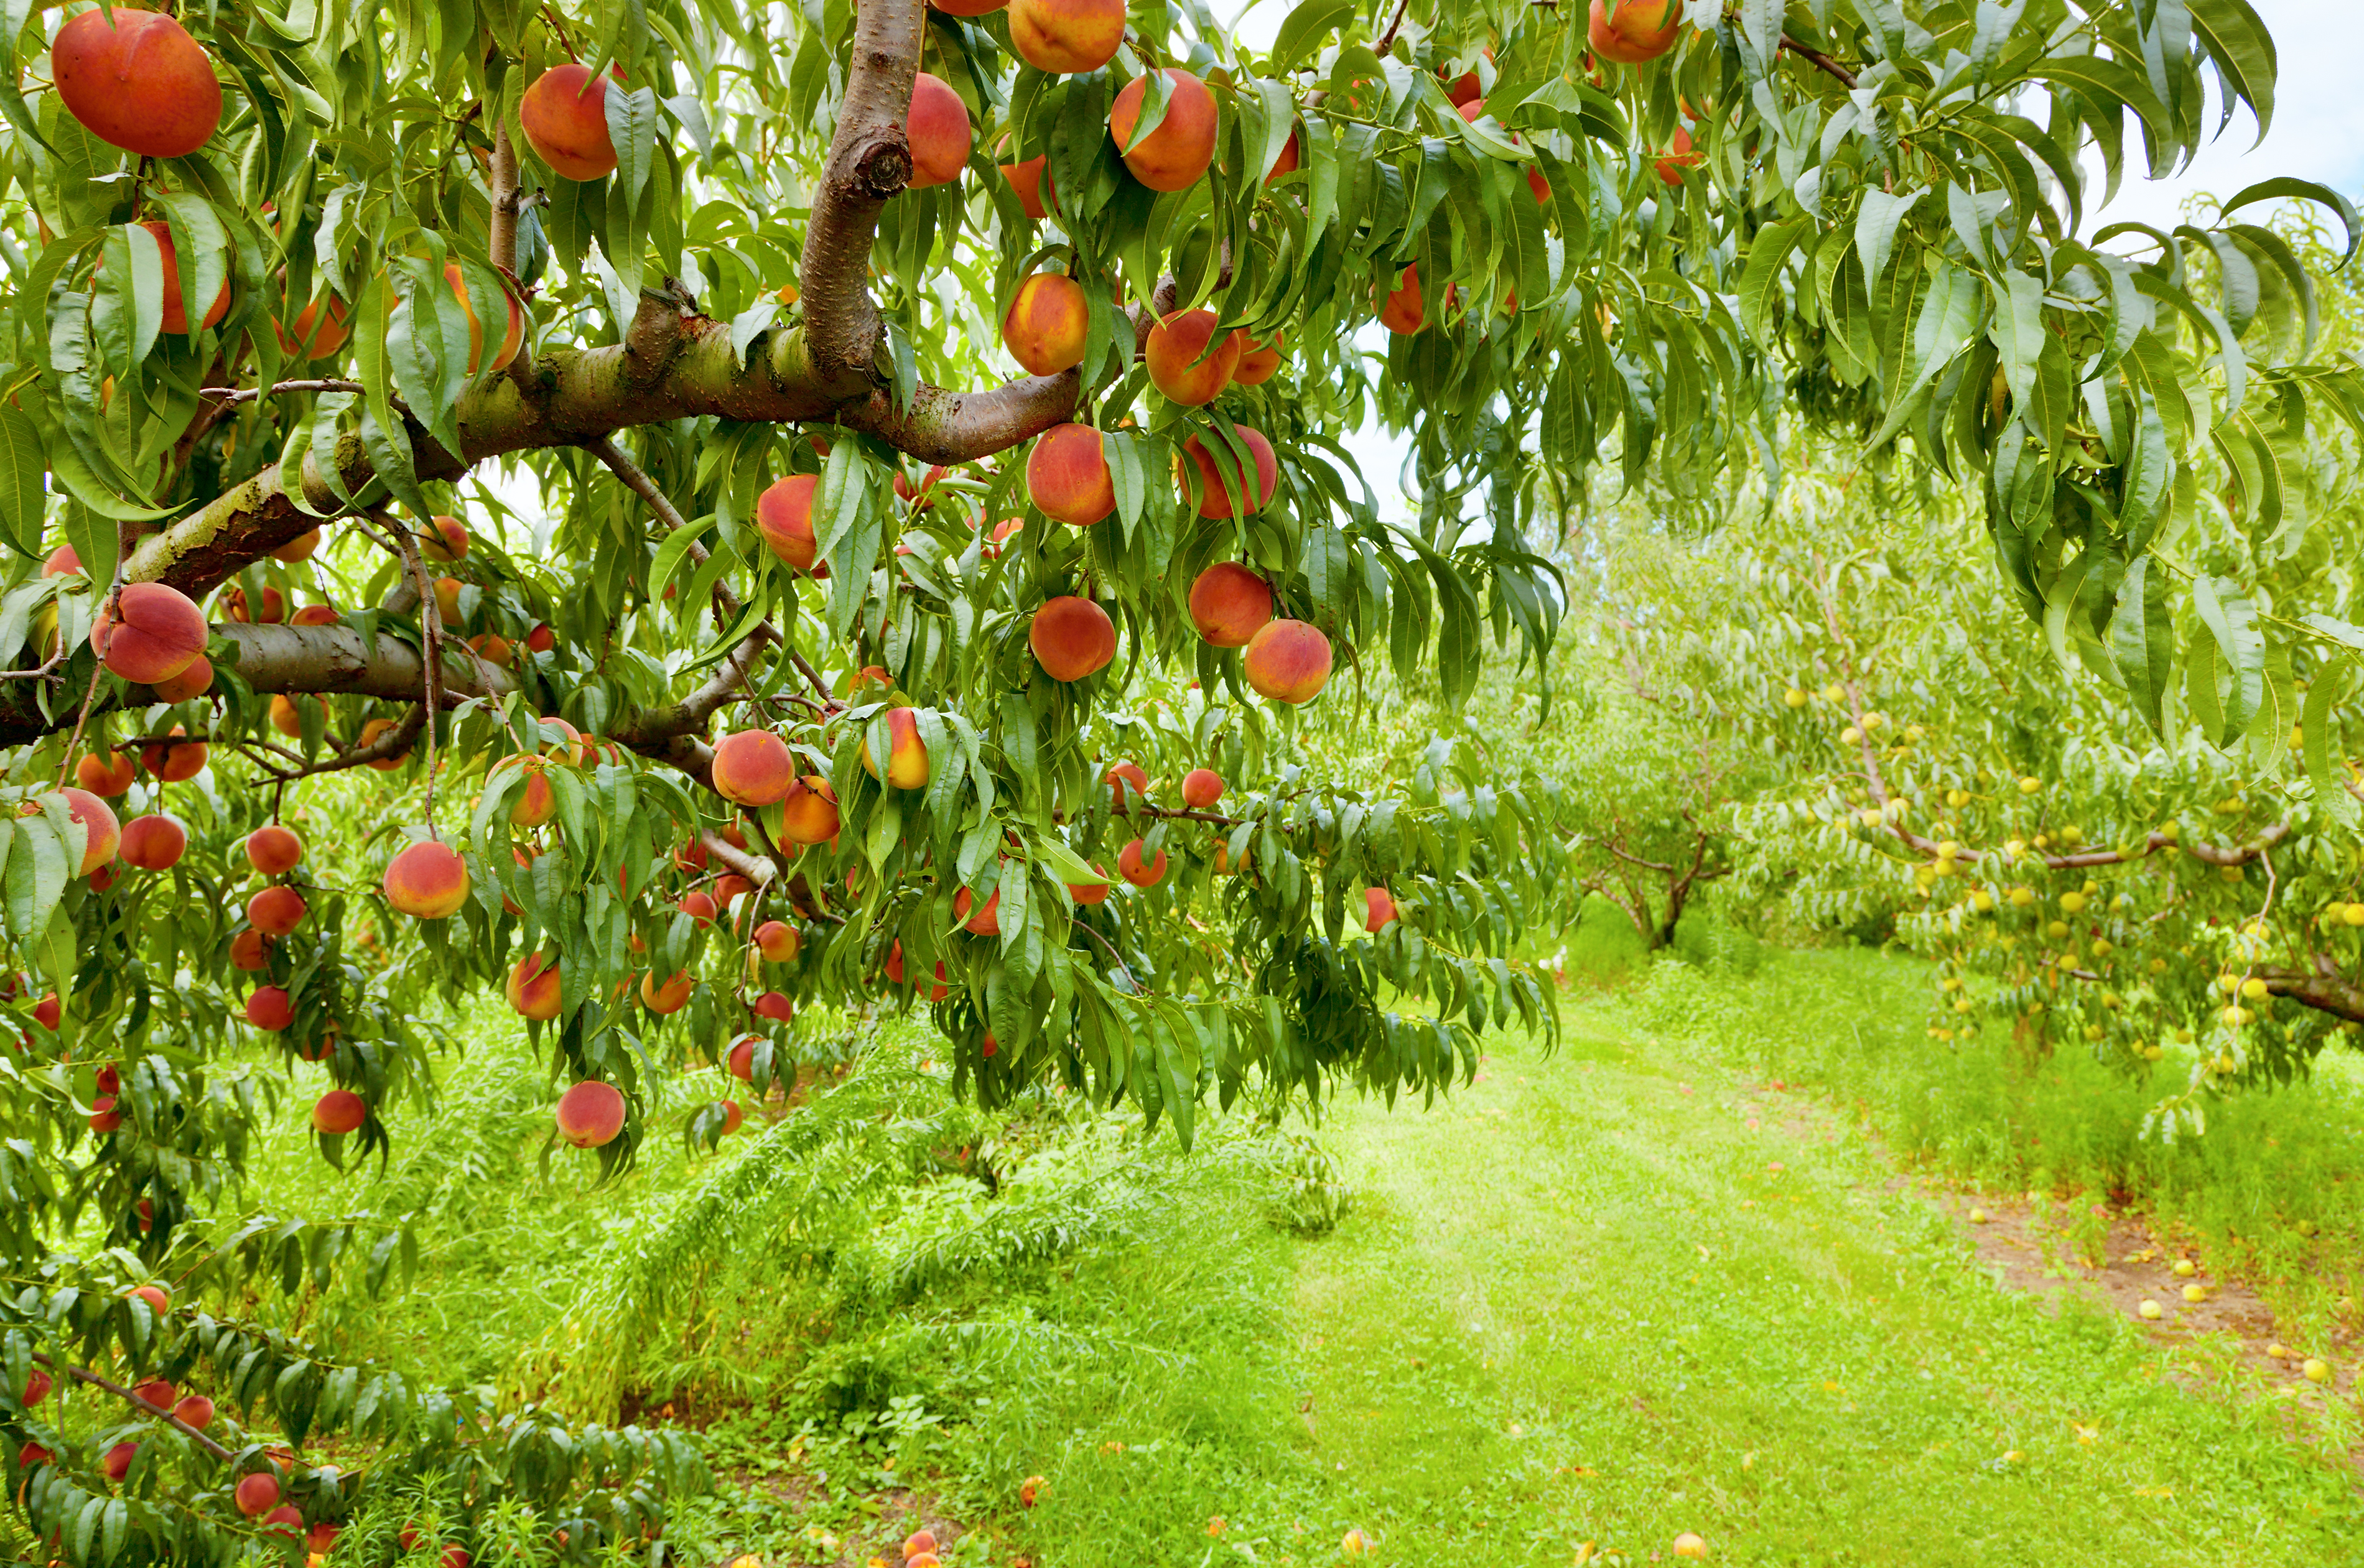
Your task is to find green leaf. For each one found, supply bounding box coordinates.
[1269,0,1354,75]
[2108,555,2172,735]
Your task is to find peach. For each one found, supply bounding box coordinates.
[261,1505,304,1538]
[471,633,513,668]
[712,728,796,807]
[274,529,321,564]
[1588,0,1684,63]
[1145,310,1241,406]
[1105,759,1148,810]
[1377,265,1425,333]
[128,1376,172,1409]
[90,1095,121,1132]
[60,787,119,874]
[1187,563,1274,647]
[383,839,470,919]
[1364,886,1398,931]
[1234,334,1284,384]
[1655,125,1701,185]
[779,774,840,844]
[955,886,1002,935]
[151,655,212,702]
[42,545,81,578]
[507,953,561,1020]
[1117,838,1166,888]
[1243,619,1333,703]
[76,750,136,797]
[842,665,894,698]
[91,581,208,684]
[131,1284,168,1314]
[980,516,1023,559]
[32,993,59,1029]
[907,73,972,188]
[678,891,719,926]
[116,221,228,335]
[172,1394,212,1430]
[886,942,952,1000]
[1009,0,1126,73]
[526,622,556,653]
[1000,154,1053,221]
[119,814,185,870]
[1068,866,1113,904]
[1002,272,1091,376]
[1026,424,1115,524]
[437,262,523,376]
[290,603,338,626]
[103,1441,139,1482]
[52,6,222,159]
[245,986,294,1031]
[1446,68,1484,106]
[230,929,271,970]
[538,715,587,763]
[717,1098,746,1134]
[16,1442,49,1470]
[247,886,308,936]
[712,873,753,906]
[312,1089,366,1135]
[674,839,710,874]
[1030,595,1117,681]
[1180,427,1277,518]
[1181,768,1224,809]
[269,694,305,737]
[906,1531,940,1561]
[1266,129,1300,183]
[556,1081,626,1148]
[755,920,802,962]
[753,990,794,1021]
[641,970,692,1014]
[1109,69,1218,192]
[22,1370,48,1406]
[358,717,409,769]
[860,708,930,790]
[520,63,618,180]
[277,292,350,360]
[756,473,820,570]
[725,1034,761,1082]
[420,515,469,562]
[144,725,207,779]
[244,827,302,874]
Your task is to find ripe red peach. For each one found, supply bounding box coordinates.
[230,929,271,971]
[885,941,952,1000]
[52,6,222,159]
[126,220,229,335]
[472,633,514,669]
[712,873,753,906]
[60,787,120,874]
[383,840,470,919]
[641,970,694,1014]
[725,1034,761,1082]
[526,623,556,653]
[1187,563,1275,647]
[1026,424,1117,524]
[1002,272,1092,376]
[247,827,304,883]
[289,603,338,626]
[1377,265,1426,333]
[507,953,561,1020]
[75,750,136,797]
[420,515,470,562]
[1234,334,1284,384]
[756,473,820,570]
[678,891,719,927]
[172,1394,213,1431]
[103,1441,140,1482]
[1244,619,1334,703]
[119,814,185,870]
[1117,838,1167,888]
[42,545,81,578]
[755,920,801,963]
[717,1099,746,1134]
[906,1531,941,1561]
[1109,70,1218,192]
[269,694,305,737]
[1105,760,1149,810]
[1182,769,1224,809]
[955,886,1002,935]
[436,263,523,375]
[90,1095,122,1132]
[1000,154,1053,221]
[1655,126,1702,185]
[244,986,294,1032]
[712,729,796,807]
[1145,310,1242,406]
[278,292,350,360]
[91,582,208,684]
[131,1284,169,1314]
[1180,427,1278,518]
[520,63,619,180]
[247,886,308,937]
[1068,867,1112,904]
[779,774,840,844]
[907,73,973,188]
[1266,130,1300,183]
[1364,886,1398,931]
[312,1089,366,1135]
[556,1081,627,1148]
[1030,596,1117,682]
[1008,0,1127,73]
[272,529,322,565]
[860,708,930,790]
[1589,0,1685,63]
[151,656,212,703]
[753,990,794,1021]
[144,724,208,779]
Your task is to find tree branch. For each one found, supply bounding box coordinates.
[800,0,924,392]
[490,119,521,277]
[1780,33,1859,90]
[29,1351,235,1463]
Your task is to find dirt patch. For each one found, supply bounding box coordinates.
[715,1471,972,1568]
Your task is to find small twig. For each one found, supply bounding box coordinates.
[1372,0,1412,56]
[243,705,424,785]
[197,379,366,405]
[29,1351,235,1463]
[1074,918,1147,994]
[1780,32,1859,90]
[0,630,68,682]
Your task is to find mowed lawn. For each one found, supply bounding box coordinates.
[1272,1011,2358,1566]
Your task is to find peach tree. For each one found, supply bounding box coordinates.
[0,0,2335,1556]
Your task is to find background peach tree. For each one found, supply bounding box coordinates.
[0,0,2338,1557]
